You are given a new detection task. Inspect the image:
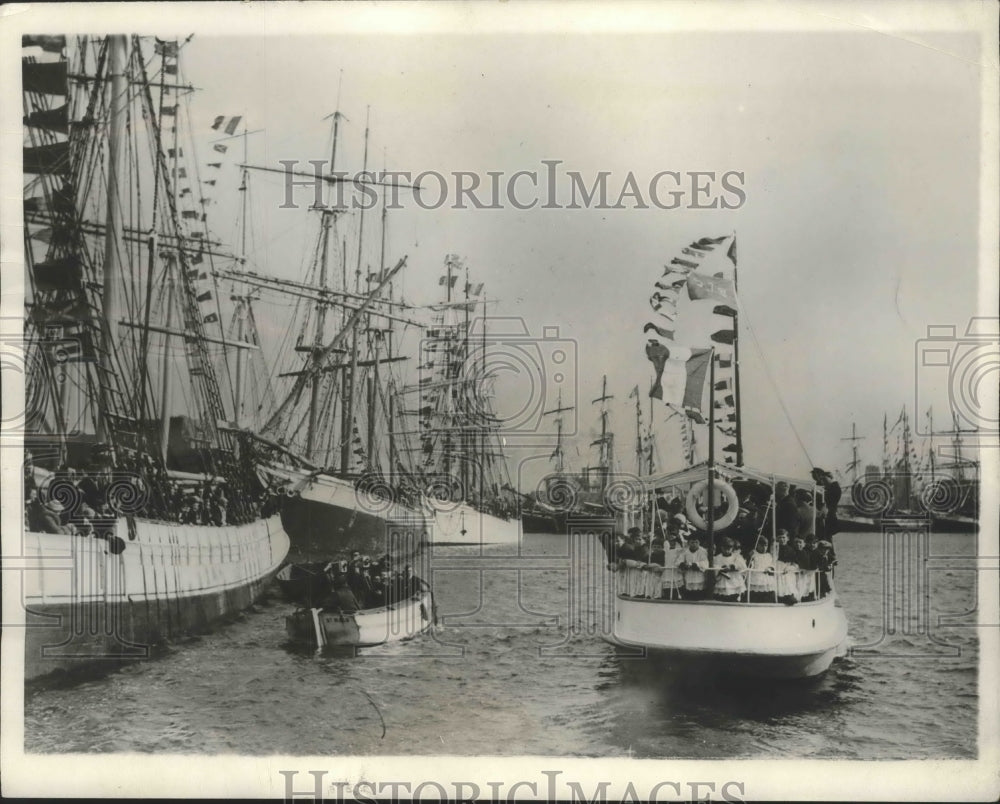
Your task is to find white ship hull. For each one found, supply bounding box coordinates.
[607,593,849,679]
[21,515,289,681]
[425,501,520,546]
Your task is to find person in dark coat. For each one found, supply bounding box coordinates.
[815,540,837,598]
[402,565,429,598]
[775,482,799,539]
[811,468,842,539]
[796,534,818,601]
[328,579,362,613]
[346,560,369,601]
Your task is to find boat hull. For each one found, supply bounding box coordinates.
[265,466,428,562]
[838,510,978,533]
[21,514,289,682]
[285,591,434,647]
[521,510,563,534]
[606,594,849,679]
[427,502,520,545]
[521,508,615,535]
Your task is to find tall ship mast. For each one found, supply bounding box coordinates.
[524,378,629,533]
[402,256,519,545]
[519,390,575,533]
[239,109,428,562]
[19,34,289,681]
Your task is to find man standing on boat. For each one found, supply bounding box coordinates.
[775,481,799,538]
[811,468,842,539]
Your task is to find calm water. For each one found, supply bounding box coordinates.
[24,530,978,758]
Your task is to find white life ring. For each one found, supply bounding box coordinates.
[685,478,739,531]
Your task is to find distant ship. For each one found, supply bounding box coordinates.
[20,35,288,681]
[522,377,621,533]
[237,109,429,564]
[403,256,520,545]
[839,410,979,533]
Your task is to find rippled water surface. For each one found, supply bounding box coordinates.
[24,531,978,758]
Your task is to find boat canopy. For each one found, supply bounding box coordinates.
[636,460,822,496]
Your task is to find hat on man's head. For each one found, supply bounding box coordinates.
[45,498,65,513]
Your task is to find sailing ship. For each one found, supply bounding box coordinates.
[240,110,429,563]
[519,390,574,533]
[603,234,848,679]
[403,255,520,545]
[524,377,623,532]
[19,35,289,681]
[841,409,979,532]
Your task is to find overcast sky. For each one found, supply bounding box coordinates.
[169,19,988,486]
[8,4,990,489]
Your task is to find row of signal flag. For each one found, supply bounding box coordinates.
[643,235,740,464]
[153,40,244,328]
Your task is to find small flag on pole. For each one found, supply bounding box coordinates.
[154,39,179,58]
[211,115,242,135]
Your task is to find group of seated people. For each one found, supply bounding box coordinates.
[321,551,430,613]
[607,515,837,605]
[24,448,282,535]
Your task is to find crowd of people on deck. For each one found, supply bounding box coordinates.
[23,447,283,537]
[317,551,431,613]
[604,471,841,605]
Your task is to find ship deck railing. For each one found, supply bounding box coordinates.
[614,563,834,605]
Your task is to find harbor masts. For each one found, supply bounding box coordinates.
[158,267,174,462]
[341,107,370,475]
[951,411,965,483]
[306,105,342,458]
[900,406,913,508]
[98,34,127,444]
[633,385,643,475]
[842,421,865,484]
[927,407,936,484]
[158,51,183,463]
[590,375,614,492]
[543,390,574,474]
[233,120,250,430]
[882,412,890,477]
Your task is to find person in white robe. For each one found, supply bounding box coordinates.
[676,536,709,598]
[775,529,799,602]
[747,537,776,601]
[713,538,748,601]
[660,536,685,599]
